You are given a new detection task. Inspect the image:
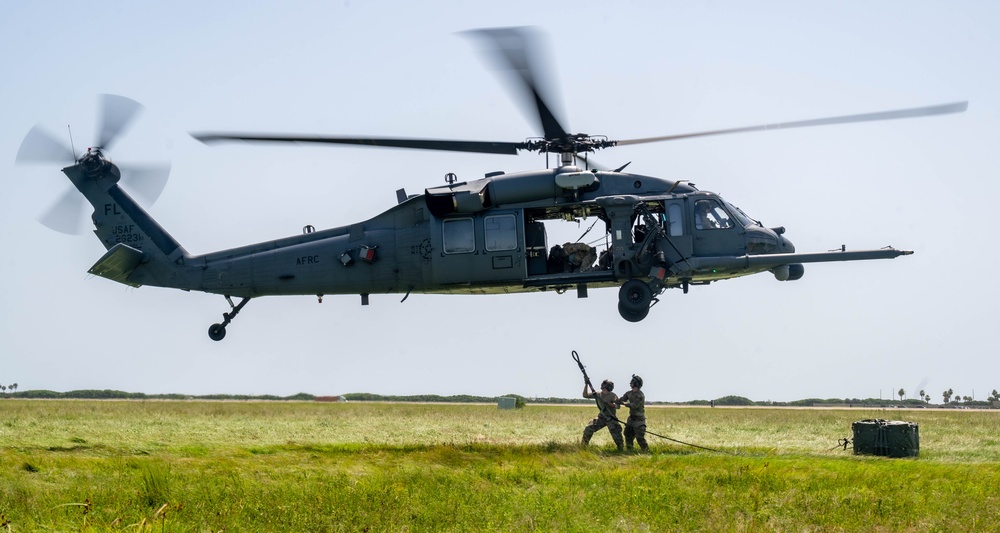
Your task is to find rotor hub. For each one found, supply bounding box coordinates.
[80,148,109,178]
[527,134,616,155]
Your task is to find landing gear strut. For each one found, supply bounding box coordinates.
[208,296,251,341]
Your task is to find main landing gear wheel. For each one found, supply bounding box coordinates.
[618,280,653,322]
[618,302,650,322]
[619,279,653,313]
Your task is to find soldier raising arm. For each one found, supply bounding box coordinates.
[581,378,624,451]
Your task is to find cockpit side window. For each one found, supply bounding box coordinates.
[694,199,734,230]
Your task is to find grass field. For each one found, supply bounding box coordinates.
[1,400,998,531]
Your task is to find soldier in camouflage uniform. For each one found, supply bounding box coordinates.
[617,374,648,452]
[562,242,597,272]
[582,378,624,451]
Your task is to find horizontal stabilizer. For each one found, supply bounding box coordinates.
[88,243,145,288]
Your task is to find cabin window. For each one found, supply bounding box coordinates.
[694,199,735,230]
[666,203,684,236]
[442,218,475,253]
[484,214,517,251]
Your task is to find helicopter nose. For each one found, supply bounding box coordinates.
[779,234,795,253]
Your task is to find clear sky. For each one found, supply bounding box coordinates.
[2,1,997,402]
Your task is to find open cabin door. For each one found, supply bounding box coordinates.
[430,210,527,285]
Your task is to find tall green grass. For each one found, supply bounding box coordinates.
[1,401,997,531]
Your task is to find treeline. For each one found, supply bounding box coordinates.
[342,393,588,404]
[2,390,996,407]
[7,389,316,401]
[705,395,998,408]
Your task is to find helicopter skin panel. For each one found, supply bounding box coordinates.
[87,243,145,288]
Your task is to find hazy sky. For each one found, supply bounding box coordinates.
[2,1,997,402]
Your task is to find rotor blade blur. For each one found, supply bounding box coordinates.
[16,125,75,164]
[39,187,85,235]
[192,133,523,155]
[467,27,570,141]
[120,163,171,205]
[616,101,969,146]
[97,94,144,150]
[573,153,608,171]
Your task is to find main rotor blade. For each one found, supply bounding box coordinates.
[39,187,85,235]
[468,27,570,141]
[192,133,523,155]
[97,94,144,150]
[16,125,75,165]
[616,101,968,147]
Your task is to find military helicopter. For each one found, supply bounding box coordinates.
[17,28,965,340]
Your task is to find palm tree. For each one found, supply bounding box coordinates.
[919,389,926,403]
[898,388,905,401]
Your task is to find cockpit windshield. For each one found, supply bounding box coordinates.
[724,201,755,228]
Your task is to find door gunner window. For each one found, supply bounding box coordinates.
[694,200,734,230]
[442,218,475,253]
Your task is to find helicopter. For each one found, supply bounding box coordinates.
[16,27,966,340]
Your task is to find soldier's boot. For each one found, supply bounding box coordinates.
[625,438,635,450]
[638,437,649,452]
[614,438,625,452]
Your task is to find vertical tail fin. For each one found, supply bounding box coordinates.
[64,153,192,289]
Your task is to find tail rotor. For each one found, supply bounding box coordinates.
[15,94,170,234]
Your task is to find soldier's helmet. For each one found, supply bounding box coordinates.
[601,379,614,391]
[631,374,643,388]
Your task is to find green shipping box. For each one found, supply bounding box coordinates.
[852,419,919,458]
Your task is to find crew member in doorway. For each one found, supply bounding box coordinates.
[598,246,613,270]
[582,378,624,451]
[547,245,566,273]
[617,374,648,452]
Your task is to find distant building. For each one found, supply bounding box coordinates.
[498,397,517,410]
